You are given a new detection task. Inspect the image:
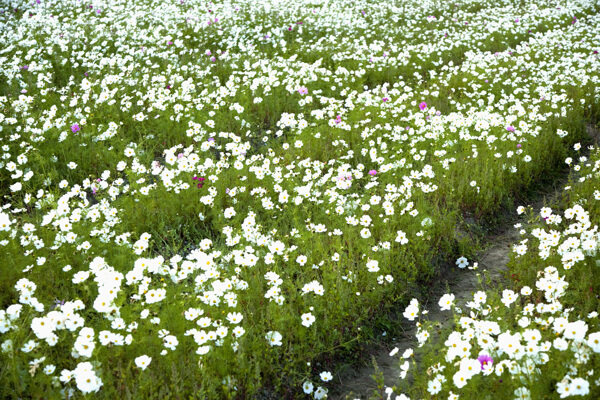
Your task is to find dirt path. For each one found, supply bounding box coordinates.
[331,123,598,399]
[332,216,524,399]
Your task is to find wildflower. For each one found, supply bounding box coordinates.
[319,371,332,382]
[301,313,316,327]
[403,299,419,321]
[314,387,327,399]
[368,169,377,176]
[419,102,427,110]
[71,124,80,133]
[456,256,468,269]
[266,331,282,346]
[477,354,494,371]
[135,355,152,370]
[302,381,314,394]
[438,293,455,311]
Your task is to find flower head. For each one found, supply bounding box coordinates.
[477,354,493,370]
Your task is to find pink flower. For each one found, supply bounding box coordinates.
[298,87,308,95]
[506,125,515,132]
[368,170,377,176]
[477,354,494,370]
[71,124,80,133]
[382,97,389,102]
[419,102,427,111]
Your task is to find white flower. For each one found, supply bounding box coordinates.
[366,259,380,272]
[296,255,307,266]
[224,207,236,219]
[301,313,316,327]
[395,230,408,244]
[438,293,455,311]
[500,289,518,307]
[586,332,600,352]
[145,288,166,304]
[452,370,468,389]
[73,362,102,393]
[266,331,282,346]
[403,299,419,321]
[455,257,468,269]
[302,381,313,394]
[319,371,332,382]
[314,387,328,399]
[135,355,152,370]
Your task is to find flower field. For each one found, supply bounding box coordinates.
[0,0,599,398]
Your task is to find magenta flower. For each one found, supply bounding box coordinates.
[419,102,427,111]
[506,125,515,132]
[517,143,522,148]
[368,170,377,176]
[382,97,389,102]
[477,354,494,370]
[298,87,308,95]
[71,124,80,133]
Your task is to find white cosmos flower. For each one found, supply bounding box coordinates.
[135,355,152,370]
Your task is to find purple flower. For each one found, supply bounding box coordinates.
[477,354,494,370]
[506,125,515,132]
[368,170,377,176]
[298,87,308,95]
[71,124,80,133]
[517,143,522,148]
[382,97,389,102]
[419,102,427,111]
[207,137,215,142]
